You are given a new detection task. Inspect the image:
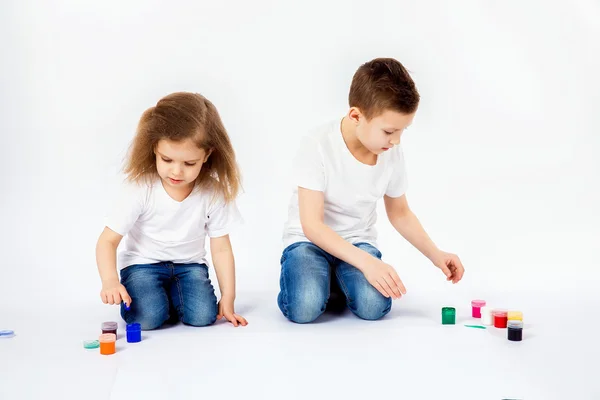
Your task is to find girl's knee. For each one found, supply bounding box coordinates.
[130,309,170,330]
[181,302,218,327]
[121,297,170,330]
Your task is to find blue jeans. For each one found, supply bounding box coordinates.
[277,242,392,323]
[120,262,218,330]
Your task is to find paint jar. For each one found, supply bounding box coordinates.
[101,321,118,337]
[99,333,116,355]
[471,300,486,318]
[507,320,523,341]
[507,311,523,321]
[493,310,508,328]
[126,323,142,343]
[442,307,456,325]
[481,307,493,326]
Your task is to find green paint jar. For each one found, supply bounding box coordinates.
[442,307,456,324]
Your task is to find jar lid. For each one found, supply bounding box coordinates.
[83,340,100,349]
[99,333,117,342]
[101,321,118,330]
[442,307,456,315]
[507,311,523,320]
[507,320,523,329]
[493,310,508,317]
[471,300,486,307]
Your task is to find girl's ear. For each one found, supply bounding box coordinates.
[204,148,214,163]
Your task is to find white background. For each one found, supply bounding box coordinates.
[1,1,599,399]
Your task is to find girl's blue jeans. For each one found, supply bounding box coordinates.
[120,262,218,330]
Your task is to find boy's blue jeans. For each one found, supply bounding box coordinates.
[277,242,392,323]
[119,262,218,330]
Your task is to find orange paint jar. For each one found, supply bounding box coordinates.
[99,333,116,355]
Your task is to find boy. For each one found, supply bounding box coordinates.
[278,57,465,323]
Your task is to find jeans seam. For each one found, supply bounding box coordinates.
[334,267,353,307]
[175,275,184,319]
[279,265,289,317]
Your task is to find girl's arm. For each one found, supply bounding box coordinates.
[96,227,132,306]
[210,235,247,327]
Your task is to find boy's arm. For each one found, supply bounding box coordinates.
[210,235,248,327]
[384,194,464,283]
[96,227,132,305]
[298,187,405,299]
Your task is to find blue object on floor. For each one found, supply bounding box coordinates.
[0,330,15,338]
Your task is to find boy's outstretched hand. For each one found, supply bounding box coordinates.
[431,251,464,284]
[217,299,248,327]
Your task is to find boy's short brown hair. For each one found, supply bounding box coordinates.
[349,57,420,120]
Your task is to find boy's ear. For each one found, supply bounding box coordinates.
[348,107,362,124]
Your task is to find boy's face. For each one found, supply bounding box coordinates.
[154,138,211,190]
[351,108,415,155]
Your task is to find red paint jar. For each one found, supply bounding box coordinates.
[493,310,508,328]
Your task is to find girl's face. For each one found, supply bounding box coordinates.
[154,138,211,190]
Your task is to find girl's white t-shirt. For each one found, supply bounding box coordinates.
[282,119,408,249]
[105,178,241,270]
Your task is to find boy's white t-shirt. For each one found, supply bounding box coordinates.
[282,119,408,249]
[105,178,241,270]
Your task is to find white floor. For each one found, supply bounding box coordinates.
[1,288,598,400]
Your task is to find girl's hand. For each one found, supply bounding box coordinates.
[100,279,132,307]
[217,298,248,327]
[431,251,465,284]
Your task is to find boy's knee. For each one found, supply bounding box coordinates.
[287,298,326,323]
[278,242,331,323]
[351,290,392,321]
[279,291,327,324]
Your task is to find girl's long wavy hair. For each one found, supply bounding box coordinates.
[123,92,241,203]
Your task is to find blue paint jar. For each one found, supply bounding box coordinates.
[126,323,141,343]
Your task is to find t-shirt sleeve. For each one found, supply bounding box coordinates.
[292,135,326,192]
[385,146,409,198]
[104,181,147,236]
[206,195,243,238]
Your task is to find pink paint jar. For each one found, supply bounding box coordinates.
[471,300,486,318]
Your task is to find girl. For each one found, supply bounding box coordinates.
[96,92,248,330]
